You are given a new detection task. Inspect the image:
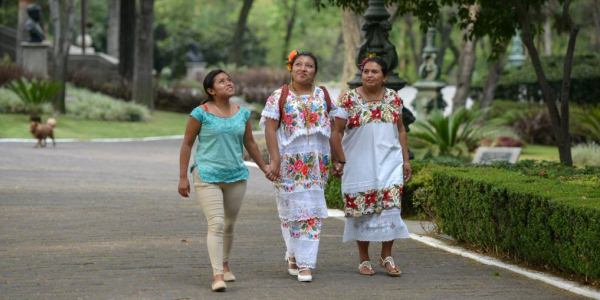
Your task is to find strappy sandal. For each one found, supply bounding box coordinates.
[297,268,312,282]
[286,256,299,276]
[380,256,402,277]
[358,261,375,276]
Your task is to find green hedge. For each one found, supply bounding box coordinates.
[474,54,600,105]
[431,167,600,279]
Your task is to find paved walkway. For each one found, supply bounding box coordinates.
[0,140,588,299]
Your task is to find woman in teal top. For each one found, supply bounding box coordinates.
[178,69,273,292]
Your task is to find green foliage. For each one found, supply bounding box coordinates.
[571,105,600,143]
[5,78,59,116]
[409,107,511,158]
[491,55,600,105]
[572,143,600,167]
[0,88,52,114]
[66,86,150,122]
[431,166,600,280]
[324,173,343,209]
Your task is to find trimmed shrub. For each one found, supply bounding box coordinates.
[0,62,32,87]
[431,167,600,280]
[66,86,150,121]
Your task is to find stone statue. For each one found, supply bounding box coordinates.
[25,4,45,43]
[185,43,204,63]
[418,52,440,81]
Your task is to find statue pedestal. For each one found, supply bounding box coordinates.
[21,42,50,78]
[186,62,206,81]
[413,80,446,116]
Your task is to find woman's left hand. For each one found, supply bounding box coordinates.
[403,163,412,182]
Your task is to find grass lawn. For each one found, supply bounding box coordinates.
[520,144,559,162]
[0,111,188,139]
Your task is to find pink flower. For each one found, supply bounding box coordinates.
[392,111,399,123]
[283,114,294,125]
[294,160,304,171]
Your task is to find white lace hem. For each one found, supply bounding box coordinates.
[343,208,410,242]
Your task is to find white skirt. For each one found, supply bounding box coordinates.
[343,208,410,242]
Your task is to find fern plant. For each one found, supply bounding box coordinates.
[5,77,59,118]
[410,107,511,158]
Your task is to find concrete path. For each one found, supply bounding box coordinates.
[0,140,587,299]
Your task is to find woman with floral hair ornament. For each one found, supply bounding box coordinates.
[260,50,335,282]
[330,57,412,277]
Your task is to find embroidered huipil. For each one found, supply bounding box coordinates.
[332,88,410,242]
[260,86,331,222]
[333,88,405,217]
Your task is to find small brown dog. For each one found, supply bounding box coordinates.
[30,117,56,148]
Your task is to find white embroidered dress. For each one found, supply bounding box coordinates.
[331,88,410,242]
[260,86,331,268]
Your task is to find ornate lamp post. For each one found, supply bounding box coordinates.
[413,27,446,116]
[348,0,415,132]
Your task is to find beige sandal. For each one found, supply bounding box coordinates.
[380,256,402,277]
[358,261,375,276]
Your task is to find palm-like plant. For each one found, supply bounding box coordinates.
[5,77,60,118]
[571,106,600,143]
[410,107,509,158]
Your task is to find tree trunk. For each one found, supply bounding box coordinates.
[452,5,479,110]
[16,0,32,65]
[132,0,154,110]
[228,0,254,66]
[107,0,120,58]
[543,4,553,56]
[480,53,505,109]
[341,9,362,86]
[517,2,575,166]
[119,0,135,82]
[281,0,298,61]
[49,0,75,114]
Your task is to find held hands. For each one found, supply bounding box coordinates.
[403,162,412,182]
[178,177,190,198]
[262,162,279,182]
[332,161,344,177]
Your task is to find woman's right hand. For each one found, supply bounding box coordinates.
[178,178,190,197]
[270,159,281,180]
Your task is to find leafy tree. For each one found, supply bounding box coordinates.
[317,0,580,165]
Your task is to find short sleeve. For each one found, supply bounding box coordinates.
[190,106,205,123]
[391,90,404,113]
[259,89,281,129]
[242,107,251,123]
[330,91,350,120]
[261,89,281,121]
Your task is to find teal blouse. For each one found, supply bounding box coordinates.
[190,106,250,183]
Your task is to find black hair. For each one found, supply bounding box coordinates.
[202,69,228,101]
[289,51,319,73]
[360,57,389,76]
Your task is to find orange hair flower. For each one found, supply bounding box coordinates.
[286,49,299,71]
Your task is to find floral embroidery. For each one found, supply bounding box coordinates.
[278,88,330,137]
[277,152,329,193]
[288,218,322,240]
[337,89,403,129]
[343,184,404,217]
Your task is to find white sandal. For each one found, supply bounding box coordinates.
[358,261,375,276]
[286,255,299,276]
[380,256,402,277]
[297,268,312,282]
